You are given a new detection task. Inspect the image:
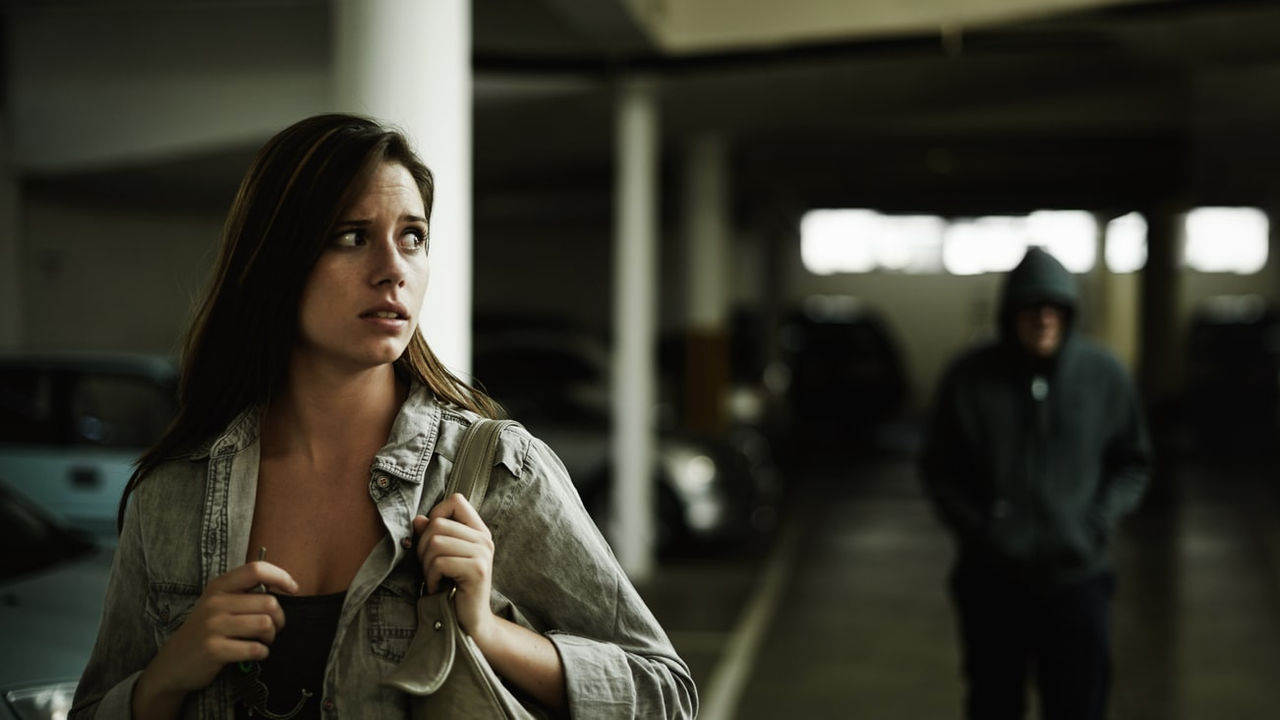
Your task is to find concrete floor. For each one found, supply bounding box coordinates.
[639,446,1280,719]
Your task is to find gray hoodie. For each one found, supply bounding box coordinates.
[920,248,1151,586]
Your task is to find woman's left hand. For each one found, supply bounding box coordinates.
[413,493,497,643]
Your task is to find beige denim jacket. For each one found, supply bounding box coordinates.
[70,384,697,719]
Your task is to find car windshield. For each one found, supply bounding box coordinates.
[0,366,176,448]
[0,486,95,582]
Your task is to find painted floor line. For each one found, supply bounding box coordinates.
[697,507,806,720]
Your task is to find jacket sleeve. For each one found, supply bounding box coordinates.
[70,495,154,719]
[491,433,698,719]
[1092,366,1152,533]
[918,362,988,540]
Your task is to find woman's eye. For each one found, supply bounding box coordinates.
[399,230,429,252]
[333,230,362,247]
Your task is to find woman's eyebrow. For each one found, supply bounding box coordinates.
[334,215,426,226]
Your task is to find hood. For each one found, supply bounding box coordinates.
[998,247,1078,342]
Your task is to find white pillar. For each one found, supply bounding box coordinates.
[333,0,472,375]
[0,114,20,350]
[681,134,732,434]
[684,134,730,330]
[612,78,659,581]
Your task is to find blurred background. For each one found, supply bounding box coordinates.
[2,0,1280,718]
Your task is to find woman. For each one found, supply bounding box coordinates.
[71,114,697,719]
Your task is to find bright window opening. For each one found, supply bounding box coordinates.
[800,209,1098,276]
[1104,212,1147,273]
[941,217,1027,276]
[1027,211,1097,273]
[799,210,944,275]
[802,207,1269,276]
[1184,207,1269,274]
[941,211,1097,275]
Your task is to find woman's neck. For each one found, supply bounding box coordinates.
[262,361,407,467]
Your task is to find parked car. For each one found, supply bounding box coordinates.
[1181,295,1280,459]
[0,352,178,545]
[472,319,778,553]
[0,481,113,720]
[774,296,909,455]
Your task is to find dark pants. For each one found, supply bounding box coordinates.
[949,566,1115,720]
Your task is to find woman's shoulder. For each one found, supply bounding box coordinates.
[436,408,539,479]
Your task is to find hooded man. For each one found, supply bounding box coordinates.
[920,246,1150,720]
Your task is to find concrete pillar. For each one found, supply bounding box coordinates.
[1089,213,1111,341]
[1269,201,1280,304]
[612,78,659,581]
[333,0,472,374]
[1094,212,1139,371]
[1138,206,1184,431]
[681,134,731,436]
[0,114,20,350]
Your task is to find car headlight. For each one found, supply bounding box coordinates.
[5,682,77,720]
[662,448,717,496]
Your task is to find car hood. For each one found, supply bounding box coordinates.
[0,547,113,692]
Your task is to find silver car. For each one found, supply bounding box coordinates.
[472,323,779,553]
[0,352,178,545]
[0,482,112,720]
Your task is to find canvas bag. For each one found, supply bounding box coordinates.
[382,418,541,719]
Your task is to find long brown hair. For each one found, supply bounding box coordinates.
[119,113,497,529]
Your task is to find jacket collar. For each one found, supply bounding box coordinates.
[369,383,442,485]
[191,382,444,486]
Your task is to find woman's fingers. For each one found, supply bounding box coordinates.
[414,496,495,597]
[416,515,489,547]
[418,533,492,594]
[146,565,293,694]
[206,610,281,646]
[206,560,298,596]
[416,525,492,592]
[206,636,272,664]
[204,593,287,633]
[414,496,498,638]
[428,493,487,530]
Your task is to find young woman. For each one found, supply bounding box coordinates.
[71,114,696,720]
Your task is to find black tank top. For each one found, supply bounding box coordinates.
[231,590,346,720]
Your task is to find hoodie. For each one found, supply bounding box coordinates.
[919,248,1151,587]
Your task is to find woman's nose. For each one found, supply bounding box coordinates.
[369,236,407,286]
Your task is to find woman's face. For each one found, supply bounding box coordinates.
[295,162,430,374]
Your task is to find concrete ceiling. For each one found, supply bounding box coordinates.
[14,0,1280,218]
[472,0,1280,219]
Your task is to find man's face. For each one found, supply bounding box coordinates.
[1015,303,1066,358]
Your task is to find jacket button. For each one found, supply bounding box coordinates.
[322,698,335,713]
[433,621,443,631]
[401,537,413,550]
[158,605,170,621]
[375,475,390,489]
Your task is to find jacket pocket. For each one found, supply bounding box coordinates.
[367,572,419,664]
[146,582,201,646]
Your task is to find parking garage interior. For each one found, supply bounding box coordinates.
[3,0,1280,717]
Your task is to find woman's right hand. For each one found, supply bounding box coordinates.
[131,561,298,720]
